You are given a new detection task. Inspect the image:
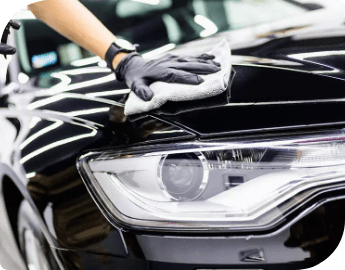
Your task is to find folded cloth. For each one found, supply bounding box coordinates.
[151,69,236,116]
[124,39,232,116]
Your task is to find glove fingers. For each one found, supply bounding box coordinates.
[177,57,220,67]
[132,81,154,102]
[199,54,215,60]
[197,59,221,67]
[166,69,204,85]
[177,54,215,61]
[173,62,221,75]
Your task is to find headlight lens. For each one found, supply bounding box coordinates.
[77,131,345,232]
[158,152,209,201]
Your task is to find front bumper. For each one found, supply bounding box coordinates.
[57,248,310,270]
[54,199,344,270]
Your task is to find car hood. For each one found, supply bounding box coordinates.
[15,11,345,139]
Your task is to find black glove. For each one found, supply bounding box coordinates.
[0,44,16,56]
[115,52,221,101]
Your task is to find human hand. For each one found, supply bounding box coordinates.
[115,53,221,101]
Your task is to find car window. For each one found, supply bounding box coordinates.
[116,0,173,18]
[209,0,306,30]
[110,0,307,49]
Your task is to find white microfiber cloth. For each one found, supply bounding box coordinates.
[124,39,232,115]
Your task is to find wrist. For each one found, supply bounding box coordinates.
[112,52,129,70]
[105,39,137,71]
[114,52,141,81]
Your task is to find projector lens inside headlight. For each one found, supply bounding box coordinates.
[159,153,208,201]
[77,131,345,232]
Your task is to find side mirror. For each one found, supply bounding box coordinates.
[0,44,16,56]
[1,20,21,58]
[0,20,21,96]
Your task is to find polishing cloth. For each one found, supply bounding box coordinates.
[124,39,231,115]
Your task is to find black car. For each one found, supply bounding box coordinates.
[1,0,345,269]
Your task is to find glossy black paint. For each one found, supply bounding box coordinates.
[53,198,345,269]
[2,10,345,270]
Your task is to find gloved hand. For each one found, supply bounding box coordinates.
[0,44,16,56]
[115,52,221,101]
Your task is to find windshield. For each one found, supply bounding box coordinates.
[14,0,308,78]
[85,0,307,51]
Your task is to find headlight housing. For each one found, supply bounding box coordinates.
[77,130,345,232]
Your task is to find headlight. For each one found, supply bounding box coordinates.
[77,131,345,232]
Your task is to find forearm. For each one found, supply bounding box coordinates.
[28,0,126,68]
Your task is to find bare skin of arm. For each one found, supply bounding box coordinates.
[28,0,127,69]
